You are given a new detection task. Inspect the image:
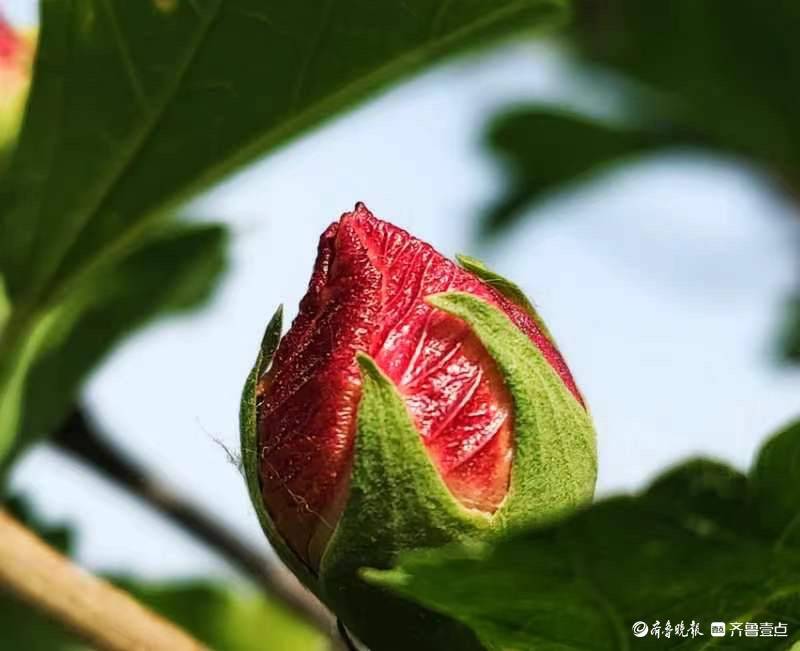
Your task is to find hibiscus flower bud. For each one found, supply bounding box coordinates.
[241,204,596,650]
[0,15,33,156]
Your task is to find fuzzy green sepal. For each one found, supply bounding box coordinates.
[239,306,323,598]
[427,292,597,529]
[320,354,488,651]
[457,254,560,351]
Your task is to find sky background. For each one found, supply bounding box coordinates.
[4,0,800,583]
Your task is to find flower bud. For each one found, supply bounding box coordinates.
[0,15,33,157]
[241,204,596,650]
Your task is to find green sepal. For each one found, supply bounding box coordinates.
[239,306,323,598]
[457,253,560,352]
[320,353,489,651]
[427,292,597,529]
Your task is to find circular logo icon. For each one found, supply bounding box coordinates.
[632,622,649,638]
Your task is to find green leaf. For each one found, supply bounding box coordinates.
[751,420,800,546]
[0,0,566,470]
[480,108,675,235]
[0,0,567,309]
[0,278,10,330]
[779,296,800,365]
[122,580,327,651]
[0,579,325,651]
[0,579,326,651]
[0,596,85,651]
[571,0,800,169]
[367,421,800,650]
[0,309,61,462]
[483,1,800,238]
[3,493,75,554]
[2,221,228,464]
[0,497,81,649]
[482,2,800,365]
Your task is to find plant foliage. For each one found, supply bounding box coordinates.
[368,421,800,650]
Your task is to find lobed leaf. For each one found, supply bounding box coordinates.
[367,421,800,650]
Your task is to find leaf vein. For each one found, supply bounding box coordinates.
[289,0,336,112]
[429,0,456,41]
[102,0,152,115]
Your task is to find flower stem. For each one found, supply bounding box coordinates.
[0,509,208,651]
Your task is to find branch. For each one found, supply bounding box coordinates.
[338,620,364,651]
[50,408,337,641]
[0,510,208,651]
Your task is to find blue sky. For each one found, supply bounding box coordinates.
[6,0,800,580]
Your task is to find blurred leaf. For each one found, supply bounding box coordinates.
[482,0,800,363]
[481,107,677,234]
[751,419,800,545]
[122,581,326,651]
[0,495,325,651]
[0,311,58,462]
[2,493,74,554]
[367,421,800,650]
[573,0,800,168]
[0,278,9,330]
[0,496,84,650]
[483,0,800,235]
[0,598,83,651]
[779,297,800,365]
[2,221,228,464]
[0,0,567,308]
[0,0,567,468]
[0,582,325,651]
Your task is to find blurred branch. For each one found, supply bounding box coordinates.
[0,509,208,651]
[338,620,362,651]
[50,408,339,643]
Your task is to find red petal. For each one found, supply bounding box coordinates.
[257,221,381,568]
